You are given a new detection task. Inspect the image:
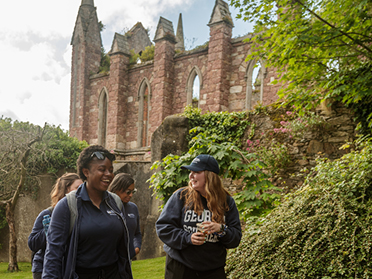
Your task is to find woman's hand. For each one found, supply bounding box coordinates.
[200,221,221,235]
[191,232,206,245]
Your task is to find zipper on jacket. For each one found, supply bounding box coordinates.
[105,197,132,271]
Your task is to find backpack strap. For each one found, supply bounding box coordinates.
[65,190,123,235]
[108,192,124,211]
[66,190,78,235]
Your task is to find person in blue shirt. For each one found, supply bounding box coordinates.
[109,173,142,259]
[156,154,242,279]
[28,173,82,279]
[42,145,133,279]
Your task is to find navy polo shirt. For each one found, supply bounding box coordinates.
[76,187,125,268]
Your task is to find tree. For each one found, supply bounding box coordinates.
[230,0,372,134]
[0,117,88,271]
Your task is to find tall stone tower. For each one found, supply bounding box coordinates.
[206,0,233,112]
[69,0,102,140]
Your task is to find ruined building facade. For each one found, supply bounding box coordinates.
[69,0,281,157]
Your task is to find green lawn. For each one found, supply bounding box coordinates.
[132,256,165,279]
[0,256,166,279]
[0,262,32,279]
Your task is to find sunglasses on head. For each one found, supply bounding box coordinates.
[125,188,137,195]
[90,151,116,162]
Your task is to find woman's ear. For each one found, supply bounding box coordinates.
[82,168,90,179]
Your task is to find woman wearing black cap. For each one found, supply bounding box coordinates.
[156,154,242,279]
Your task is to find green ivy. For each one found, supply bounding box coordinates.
[226,139,372,278]
[182,105,250,149]
[148,132,281,219]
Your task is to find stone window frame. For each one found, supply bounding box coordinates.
[137,77,152,148]
[245,58,267,110]
[186,66,203,107]
[98,87,109,147]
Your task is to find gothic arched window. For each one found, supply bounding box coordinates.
[186,66,203,108]
[137,78,151,148]
[245,59,266,110]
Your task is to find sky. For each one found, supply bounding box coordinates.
[0,0,253,131]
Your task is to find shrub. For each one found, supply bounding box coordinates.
[226,139,372,278]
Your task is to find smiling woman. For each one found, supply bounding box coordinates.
[43,145,133,279]
[155,154,242,279]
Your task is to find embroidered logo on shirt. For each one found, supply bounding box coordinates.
[106,210,117,216]
[127,213,135,218]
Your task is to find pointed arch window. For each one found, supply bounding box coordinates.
[186,66,203,108]
[137,78,151,148]
[98,88,108,147]
[245,60,266,110]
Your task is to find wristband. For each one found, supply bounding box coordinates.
[214,224,227,237]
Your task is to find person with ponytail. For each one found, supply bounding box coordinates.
[156,154,242,279]
[28,173,82,279]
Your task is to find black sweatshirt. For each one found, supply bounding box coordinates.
[155,188,242,272]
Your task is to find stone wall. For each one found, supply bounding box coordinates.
[245,101,357,191]
[0,175,56,262]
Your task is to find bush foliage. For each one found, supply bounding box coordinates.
[0,117,88,197]
[226,139,372,278]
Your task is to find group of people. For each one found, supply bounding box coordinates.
[28,145,242,279]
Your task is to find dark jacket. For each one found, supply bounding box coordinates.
[42,183,133,279]
[155,188,242,272]
[28,208,52,273]
[124,202,142,259]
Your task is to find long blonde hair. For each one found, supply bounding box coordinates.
[50,173,80,207]
[181,170,230,223]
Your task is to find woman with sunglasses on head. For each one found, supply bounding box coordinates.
[43,145,133,279]
[28,173,82,279]
[156,154,242,279]
[109,173,142,259]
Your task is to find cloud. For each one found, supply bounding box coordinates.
[17,92,32,104]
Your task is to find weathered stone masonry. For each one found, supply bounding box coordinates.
[69,0,282,155]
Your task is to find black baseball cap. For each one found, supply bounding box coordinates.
[181,154,220,174]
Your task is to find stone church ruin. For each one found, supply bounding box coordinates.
[69,0,281,153]
[0,0,357,262]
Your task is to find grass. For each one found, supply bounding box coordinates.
[0,256,166,279]
[132,256,165,279]
[0,262,32,279]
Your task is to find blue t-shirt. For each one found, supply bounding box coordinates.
[76,189,125,268]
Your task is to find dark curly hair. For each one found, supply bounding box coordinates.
[76,145,116,181]
[108,173,135,194]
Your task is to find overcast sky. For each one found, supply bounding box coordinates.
[0,0,252,131]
